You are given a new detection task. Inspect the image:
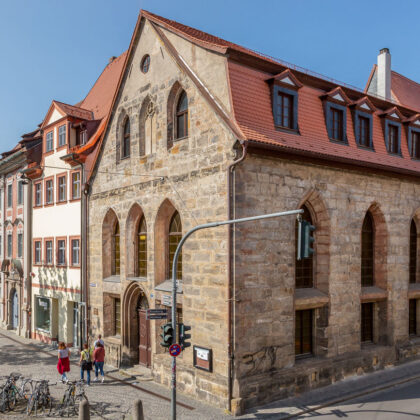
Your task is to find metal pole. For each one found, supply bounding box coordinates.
[170,208,303,420]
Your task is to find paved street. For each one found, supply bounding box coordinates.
[0,329,230,419]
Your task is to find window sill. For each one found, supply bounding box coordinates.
[120,155,131,161]
[295,353,314,362]
[408,283,420,299]
[328,137,349,145]
[174,135,188,143]
[44,203,54,207]
[386,151,403,158]
[356,143,375,152]
[127,276,147,283]
[69,265,81,270]
[69,197,81,202]
[274,125,300,135]
[56,200,68,206]
[155,279,183,294]
[360,286,387,302]
[103,275,121,283]
[294,288,328,310]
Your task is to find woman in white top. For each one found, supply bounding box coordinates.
[57,342,71,383]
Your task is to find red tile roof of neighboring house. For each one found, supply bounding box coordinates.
[390,71,420,112]
[53,101,93,121]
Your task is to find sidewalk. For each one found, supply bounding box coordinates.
[238,357,420,419]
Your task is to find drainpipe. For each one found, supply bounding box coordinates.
[227,140,247,413]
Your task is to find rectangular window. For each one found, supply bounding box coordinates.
[58,176,66,202]
[276,92,293,129]
[45,179,53,204]
[7,184,12,208]
[35,297,51,332]
[35,183,42,207]
[361,302,373,343]
[17,233,23,258]
[295,309,313,356]
[331,108,343,141]
[359,116,370,147]
[57,239,66,266]
[388,124,399,154]
[34,241,42,264]
[71,172,81,200]
[409,299,417,336]
[18,181,23,205]
[71,239,80,266]
[114,298,121,336]
[58,125,66,147]
[7,234,12,257]
[46,131,53,152]
[412,131,420,159]
[46,240,53,265]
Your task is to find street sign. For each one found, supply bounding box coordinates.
[169,343,182,357]
[146,309,168,320]
[162,295,172,306]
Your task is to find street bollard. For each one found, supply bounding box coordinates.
[133,399,144,420]
[79,399,90,420]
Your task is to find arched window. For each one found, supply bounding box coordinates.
[112,222,120,275]
[361,212,374,287]
[169,212,182,279]
[137,216,147,277]
[122,117,130,158]
[295,205,313,288]
[176,91,188,139]
[410,220,417,284]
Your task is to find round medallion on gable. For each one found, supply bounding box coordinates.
[141,55,150,73]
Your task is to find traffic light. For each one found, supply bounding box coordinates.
[297,219,316,260]
[179,323,191,350]
[160,323,174,348]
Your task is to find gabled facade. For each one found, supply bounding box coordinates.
[24,54,126,347]
[88,10,420,415]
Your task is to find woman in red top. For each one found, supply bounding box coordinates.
[93,342,105,383]
[57,342,71,383]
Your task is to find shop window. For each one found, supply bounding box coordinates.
[295,309,313,357]
[35,296,51,332]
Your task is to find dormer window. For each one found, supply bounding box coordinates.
[411,131,420,159]
[46,131,53,152]
[350,97,376,149]
[381,107,403,156]
[268,69,302,132]
[331,108,344,141]
[404,115,420,160]
[80,130,87,145]
[388,124,399,154]
[359,116,371,147]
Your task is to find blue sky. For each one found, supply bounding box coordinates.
[1,0,419,152]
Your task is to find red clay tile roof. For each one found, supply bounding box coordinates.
[228,60,420,176]
[390,71,420,112]
[53,101,93,121]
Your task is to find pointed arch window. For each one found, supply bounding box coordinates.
[112,222,120,275]
[122,117,130,158]
[361,212,374,287]
[295,205,313,288]
[137,216,147,277]
[176,91,188,139]
[169,212,182,279]
[410,220,417,284]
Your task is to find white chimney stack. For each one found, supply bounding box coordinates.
[377,48,391,100]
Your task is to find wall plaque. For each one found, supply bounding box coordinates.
[193,346,212,372]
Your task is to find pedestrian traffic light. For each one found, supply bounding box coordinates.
[179,323,191,350]
[160,323,174,348]
[297,219,316,260]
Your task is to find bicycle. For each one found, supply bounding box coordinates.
[27,379,55,417]
[58,379,88,417]
[0,373,32,412]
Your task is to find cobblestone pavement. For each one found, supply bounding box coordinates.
[0,328,231,419]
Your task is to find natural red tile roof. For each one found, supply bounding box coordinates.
[53,101,93,121]
[390,71,420,112]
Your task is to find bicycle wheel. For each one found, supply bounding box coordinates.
[7,387,17,410]
[26,393,36,416]
[39,395,52,416]
[21,380,33,401]
[0,390,7,413]
[59,391,74,417]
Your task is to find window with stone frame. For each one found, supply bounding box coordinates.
[45,179,53,205]
[295,205,314,288]
[169,212,182,279]
[57,239,66,266]
[46,131,53,152]
[361,212,374,287]
[409,299,417,336]
[58,124,66,147]
[17,233,23,258]
[34,182,42,207]
[45,240,53,265]
[122,117,130,158]
[112,222,120,276]
[295,309,313,357]
[58,175,66,202]
[410,220,417,284]
[70,238,80,266]
[176,91,188,140]
[114,298,121,336]
[7,233,12,257]
[7,184,12,208]
[34,241,42,265]
[361,302,373,342]
[137,216,147,277]
[18,181,23,205]
[71,171,81,200]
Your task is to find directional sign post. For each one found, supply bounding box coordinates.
[146,309,168,320]
[169,343,182,357]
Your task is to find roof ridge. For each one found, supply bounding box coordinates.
[391,69,420,87]
[53,100,91,111]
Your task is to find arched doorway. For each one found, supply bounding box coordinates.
[122,283,151,367]
[11,289,18,329]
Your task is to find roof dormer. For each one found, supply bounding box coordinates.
[379,107,405,156]
[320,86,351,105]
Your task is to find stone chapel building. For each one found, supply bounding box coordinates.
[87,10,420,415]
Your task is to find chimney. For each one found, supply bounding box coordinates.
[109,56,117,64]
[377,48,391,100]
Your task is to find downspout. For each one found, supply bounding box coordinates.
[227,140,247,413]
[25,175,33,339]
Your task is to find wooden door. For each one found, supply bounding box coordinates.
[138,309,151,367]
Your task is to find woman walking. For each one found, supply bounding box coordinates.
[79,343,93,386]
[93,342,105,383]
[57,342,70,383]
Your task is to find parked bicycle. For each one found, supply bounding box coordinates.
[58,379,88,417]
[0,373,33,412]
[27,379,54,417]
